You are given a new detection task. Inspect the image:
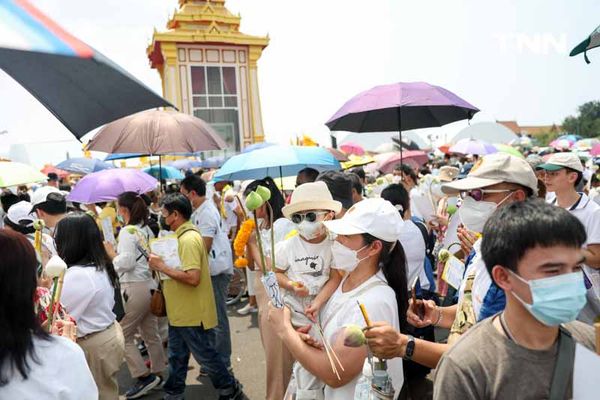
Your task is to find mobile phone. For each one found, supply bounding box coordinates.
[411,276,426,320]
[135,243,149,260]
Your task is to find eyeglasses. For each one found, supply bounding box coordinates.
[290,211,328,224]
[461,188,513,202]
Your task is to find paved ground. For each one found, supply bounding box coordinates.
[118,299,265,399]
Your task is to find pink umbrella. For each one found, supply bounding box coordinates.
[377,151,429,174]
[340,142,365,156]
[591,144,600,157]
[550,138,574,150]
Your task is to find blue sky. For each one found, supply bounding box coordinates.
[1,0,599,166]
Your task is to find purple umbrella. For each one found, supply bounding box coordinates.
[67,169,157,204]
[449,138,497,155]
[326,82,479,163]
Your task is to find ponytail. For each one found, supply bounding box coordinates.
[117,192,149,226]
[363,233,409,333]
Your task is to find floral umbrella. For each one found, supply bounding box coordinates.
[575,138,600,151]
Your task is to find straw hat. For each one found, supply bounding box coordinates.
[282,181,342,218]
[438,166,459,182]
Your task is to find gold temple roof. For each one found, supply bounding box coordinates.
[148,0,269,68]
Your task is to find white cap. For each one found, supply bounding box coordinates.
[6,201,35,227]
[538,152,584,173]
[322,198,403,242]
[31,186,61,207]
[442,153,538,196]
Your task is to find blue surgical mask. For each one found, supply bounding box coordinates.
[509,270,587,326]
[116,214,125,224]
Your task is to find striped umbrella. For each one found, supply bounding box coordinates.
[570,24,600,64]
[0,0,171,139]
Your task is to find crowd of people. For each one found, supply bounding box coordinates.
[0,145,599,400]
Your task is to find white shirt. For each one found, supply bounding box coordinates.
[553,193,600,324]
[457,239,492,320]
[400,220,429,290]
[275,234,334,296]
[113,224,155,283]
[61,265,116,337]
[259,218,296,256]
[320,271,404,399]
[0,336,98,399]
[191,199,233,276]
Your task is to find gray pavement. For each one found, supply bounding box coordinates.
[118,301,265,400]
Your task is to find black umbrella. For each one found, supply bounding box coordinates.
[0,0,173,141]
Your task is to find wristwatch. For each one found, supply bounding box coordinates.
[403,335,416,360]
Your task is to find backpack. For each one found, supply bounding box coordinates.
[410,217,437,292]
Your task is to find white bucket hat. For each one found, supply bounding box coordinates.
[282,181,342,218]
[323,198,403,242]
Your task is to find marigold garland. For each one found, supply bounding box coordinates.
[233,219,255,268]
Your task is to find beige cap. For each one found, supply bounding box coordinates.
[282,181,342,218]
[538,152,584,173]
[442,153,538,195]
[438,166,459,182]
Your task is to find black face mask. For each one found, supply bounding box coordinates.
[159,215,171,231]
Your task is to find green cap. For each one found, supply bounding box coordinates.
[536,163,564,171]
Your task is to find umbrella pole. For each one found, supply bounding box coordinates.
[159,155,163,193]
[397,107,403,166]
[279,165,284,190]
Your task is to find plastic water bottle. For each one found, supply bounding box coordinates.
[354,360,373,400]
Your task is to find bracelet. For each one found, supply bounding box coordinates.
[433,306,443,326]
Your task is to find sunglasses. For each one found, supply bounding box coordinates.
[290,211,328,224]
[461,188,513,202]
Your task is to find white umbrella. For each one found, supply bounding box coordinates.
[450,122,518,144]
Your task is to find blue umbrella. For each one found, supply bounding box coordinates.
[143,166,184,180]
[214,145,340,181]
[56,157,114,175]
[169,159,203,170]
[201,156,226,169]
[557,134,582,143]
[242,142,276,153]
[105,153,145,161]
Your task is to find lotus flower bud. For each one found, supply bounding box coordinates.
[33,219,45,231]
[446,204,457,215]
[343,324,367,347]
[245,191,264,211]
[438,249,451,263]
[45,255,67,278]
[255,185,271,202]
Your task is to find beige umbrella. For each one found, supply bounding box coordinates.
[86,109,227,154]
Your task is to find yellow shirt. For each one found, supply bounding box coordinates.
[97,206,118,235]
[162,221,218,328]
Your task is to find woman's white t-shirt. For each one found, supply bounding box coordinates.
[320,270,404,399]
[113,224,154,283]
[399,221,429,290]
[61,265,116,337]
[0,336,98,399]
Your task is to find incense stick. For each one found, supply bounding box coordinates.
[316,322,345,372]
[357,300,372,327]
[315,325,340,380]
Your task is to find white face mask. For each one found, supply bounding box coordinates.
[458,196,497,233]
[458,191,515,232]
[296,220,324,240]
[392,176,402,184]
[331,241,369,272]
